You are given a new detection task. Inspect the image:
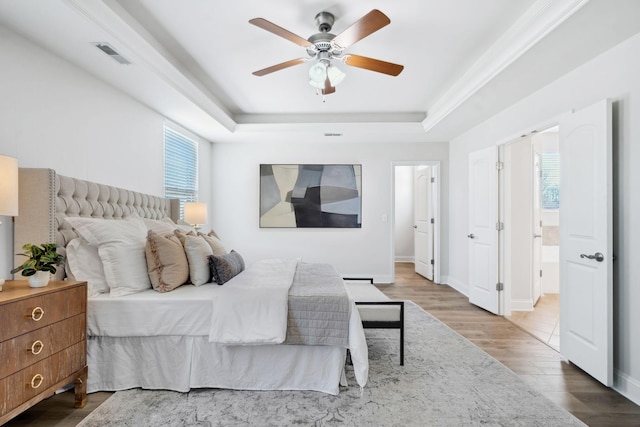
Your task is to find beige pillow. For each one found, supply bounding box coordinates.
[173,228,196,245]
[198,232,226,256]
[146,230,188,292]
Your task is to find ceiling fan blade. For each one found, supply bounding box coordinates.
[343,54,404,76]
[331,9,390,49]
[249,18,313,48]
[252,58,307,76]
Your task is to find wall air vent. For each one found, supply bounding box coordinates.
[93,43,131,65]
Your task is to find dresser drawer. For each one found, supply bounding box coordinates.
[0,285,86,342]
[0,314,86,380]
[0,341,86,417]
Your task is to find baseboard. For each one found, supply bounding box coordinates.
[511,299,534,311]
[614,369,640,406]
[442,275,469,297]
[394,256,414,263]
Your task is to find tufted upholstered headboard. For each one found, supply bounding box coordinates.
[14,168,181,280]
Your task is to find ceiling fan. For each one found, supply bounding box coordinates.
[249,9,404,96]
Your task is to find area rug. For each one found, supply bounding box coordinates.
[77,302,585,426]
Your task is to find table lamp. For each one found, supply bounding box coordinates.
[0,155,19,289]
[184,202,207,230]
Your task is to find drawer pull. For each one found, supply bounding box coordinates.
[27,340,44,355]
[30,307,45,322]
[29,374,44,389]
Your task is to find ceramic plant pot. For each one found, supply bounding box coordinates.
[28,271,50,288]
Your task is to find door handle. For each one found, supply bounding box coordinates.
[413,225,418,229]
[467,234,475,239]
[580,252,604,262]
[533,234,542,238]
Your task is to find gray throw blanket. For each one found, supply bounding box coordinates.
[285,262,350,347]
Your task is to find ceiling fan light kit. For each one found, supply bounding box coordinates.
[250,9,404,98]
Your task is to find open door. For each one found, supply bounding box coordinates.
[468,146,499,314]
[559,99,613,386]
[414,166,434,280]
[532,151,543,305]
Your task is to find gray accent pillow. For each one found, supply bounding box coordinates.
[208,250,245,285]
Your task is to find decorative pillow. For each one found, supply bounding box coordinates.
[173,228,196,245]
[65,216,151,297]
[207,229,221,239]
[66,237,109,297]
[145,230,188,292]
[176,219,197,234]
[209,250,245,285]
[142,217,176,236]
[198,232,227,256]
[173,230,213,286]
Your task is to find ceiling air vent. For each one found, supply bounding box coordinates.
[324,133,343,137]
[93,43,131,65]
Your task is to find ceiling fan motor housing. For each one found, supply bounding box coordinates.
[307,12,341,57]
[314,11,334,32]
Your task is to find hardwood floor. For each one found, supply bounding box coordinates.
[4,263,639,426]
[382,263,640,427]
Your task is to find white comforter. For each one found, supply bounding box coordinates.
[208,258,298,344]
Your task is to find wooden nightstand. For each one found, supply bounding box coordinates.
[0,280,87,425]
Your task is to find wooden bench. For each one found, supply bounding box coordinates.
[345,279,405,365]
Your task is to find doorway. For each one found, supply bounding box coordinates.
[392,162,441,284]
[503,127,560,350]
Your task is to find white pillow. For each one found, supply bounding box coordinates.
[66,237,109,297]
[183,234,214,286]
[65,216,151,296]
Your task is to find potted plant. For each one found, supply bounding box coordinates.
[11,243,65,288]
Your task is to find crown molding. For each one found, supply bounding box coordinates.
[422,0,590,134]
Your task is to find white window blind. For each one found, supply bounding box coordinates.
[541,151,560,210]
[164,125,198,218]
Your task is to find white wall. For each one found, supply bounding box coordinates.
[448,32,640,404]
[394,166,414,262]
[0,26,212,278]
[211,142,448,283]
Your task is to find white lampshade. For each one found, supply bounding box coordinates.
[308,60,345,90]
[327,64,346,86]
[184,202,207,226]
[0,155,18,217]
[308,61,328,88]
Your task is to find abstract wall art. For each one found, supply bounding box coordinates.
[260,164,362,228]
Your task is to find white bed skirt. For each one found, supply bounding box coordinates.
[88,335,349,395]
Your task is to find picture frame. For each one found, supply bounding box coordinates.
[260,164,362,228]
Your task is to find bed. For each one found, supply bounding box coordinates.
[14,168,368,395]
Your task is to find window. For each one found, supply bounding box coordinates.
[541,151,559,210]
[164,125,198,218]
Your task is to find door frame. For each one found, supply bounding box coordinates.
[490,119,559,317]
[390,161,441,284]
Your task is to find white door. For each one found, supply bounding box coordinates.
[414,166,434,280]
[559,99,613,386]
[532,151,543,305]
[468,146,499,314]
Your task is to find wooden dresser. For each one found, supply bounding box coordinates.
[0,280,87,425]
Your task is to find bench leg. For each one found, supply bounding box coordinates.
[400,301,405,365]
